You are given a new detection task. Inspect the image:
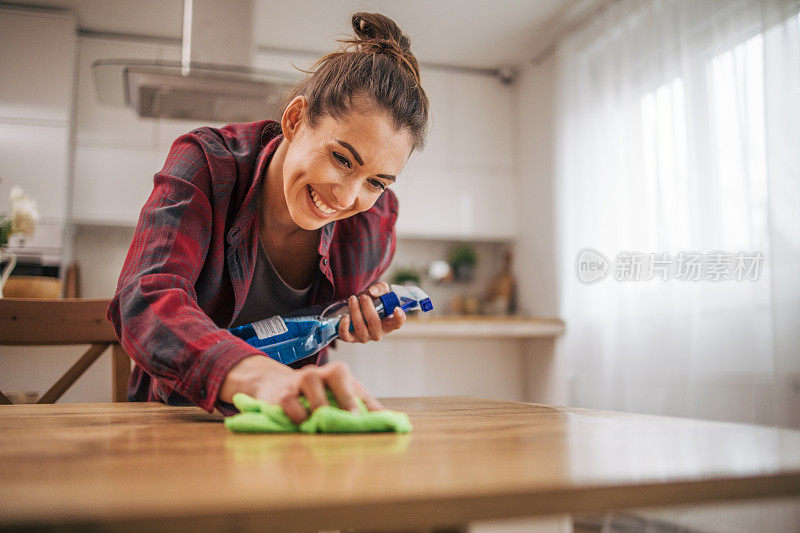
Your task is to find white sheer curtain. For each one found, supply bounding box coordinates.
[556,0,800,428]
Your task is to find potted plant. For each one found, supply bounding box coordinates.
[1,184,39,297]
[390,266,422,286]
[448,244,477,282]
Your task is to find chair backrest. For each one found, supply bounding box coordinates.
[0,298,130,404]
[2,275,62,299]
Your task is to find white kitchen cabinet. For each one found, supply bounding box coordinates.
[394,69,518,240]
[392,165,462,238]
[0,9,75,124]
[408,68,450,169]
[70,40,220,224]
[449,71,516,172]
[71,145,163,225]
[0,9,75,220]
[332,337,526,401]
[0,8,75,267]
[0,122,70,223]
[393,165,517,240]
[460,168,518,239]
[75,37,160,148]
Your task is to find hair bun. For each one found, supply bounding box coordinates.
[280,11,429,152]
[351,12,411,53]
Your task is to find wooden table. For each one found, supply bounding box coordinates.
[1,397,800,532]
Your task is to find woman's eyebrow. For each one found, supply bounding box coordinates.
[335,140,363,165]
[336,140,396,182]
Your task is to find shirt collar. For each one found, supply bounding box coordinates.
[228,125,283,245]
[318,220,335,258]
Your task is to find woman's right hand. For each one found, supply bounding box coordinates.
[218,356,384,424]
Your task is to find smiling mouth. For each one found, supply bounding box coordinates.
[307,185,337,216]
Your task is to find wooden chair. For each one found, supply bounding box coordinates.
[2,275,63,299]
[0,298,130,404]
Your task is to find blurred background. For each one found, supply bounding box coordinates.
[1,0,798,531]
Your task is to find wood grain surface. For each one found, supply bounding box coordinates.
[1,397,799,531]
[0,298,117,345]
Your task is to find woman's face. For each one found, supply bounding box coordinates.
[279,96,412,231]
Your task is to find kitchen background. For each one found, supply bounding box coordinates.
[0,0,567,409]
[1,1,799,531]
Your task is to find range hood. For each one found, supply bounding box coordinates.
[93,0,300,123]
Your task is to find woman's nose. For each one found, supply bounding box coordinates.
[330,180,360,210]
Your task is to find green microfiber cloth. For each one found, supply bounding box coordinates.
[224,390,412,434]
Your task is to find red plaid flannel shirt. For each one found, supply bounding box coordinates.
[107,120,397,415]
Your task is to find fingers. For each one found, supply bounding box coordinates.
[320,361,360,414]
[367,281,405,333]
[258,362,378,421]
[338,315,355,342]
[360,293,384,340]
[278,391,309,425]
[298,368,328,412]
[354,379,385,411]
[339,283,409,343]
[368,281,391,297]
[347,294,370,343]
[382,306,406,333]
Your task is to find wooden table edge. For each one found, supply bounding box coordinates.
[2,471,799,531]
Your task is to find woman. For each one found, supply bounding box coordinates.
[107,12,429,424]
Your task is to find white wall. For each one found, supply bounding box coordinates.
[514,57,559,318]
[513,56,569,407]
[73,225,134,297]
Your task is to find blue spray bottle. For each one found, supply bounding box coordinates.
[229,285,433,365]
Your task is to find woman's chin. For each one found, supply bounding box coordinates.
[289,211,328,231]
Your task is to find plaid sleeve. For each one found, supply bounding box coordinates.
[371,188,399,284]
[106,134,263,413]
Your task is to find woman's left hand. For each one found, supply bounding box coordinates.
[338,281,406,343]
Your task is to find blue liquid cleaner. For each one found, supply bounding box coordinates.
[229,285,433,365]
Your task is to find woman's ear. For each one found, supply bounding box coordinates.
[281,95,307,143]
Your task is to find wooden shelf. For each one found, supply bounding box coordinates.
[391,315,565,339]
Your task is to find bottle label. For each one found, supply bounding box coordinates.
[252,316,288,340]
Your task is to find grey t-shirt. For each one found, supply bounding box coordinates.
[230,236,318,328]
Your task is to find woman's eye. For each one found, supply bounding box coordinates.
[332,151,351,169]
[368,179,386,191]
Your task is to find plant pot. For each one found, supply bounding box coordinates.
[454,263,474,282]
[0,248,17,298]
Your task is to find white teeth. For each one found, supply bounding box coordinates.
[309,187,336,215]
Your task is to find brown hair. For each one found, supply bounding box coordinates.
[280,12,429,151]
